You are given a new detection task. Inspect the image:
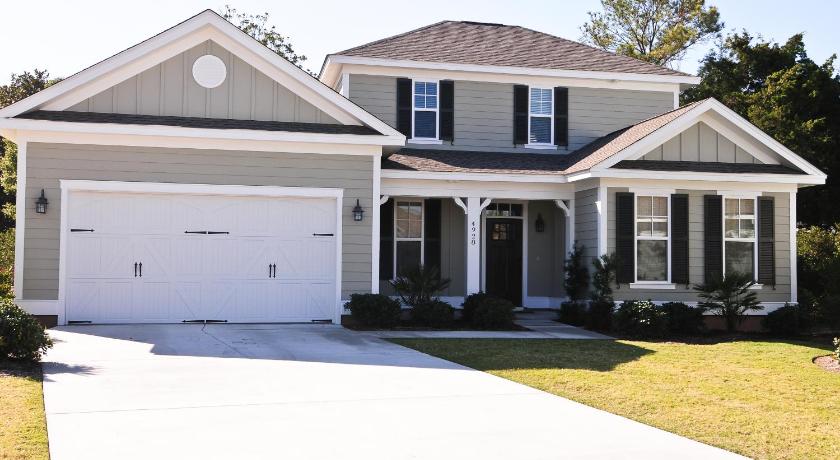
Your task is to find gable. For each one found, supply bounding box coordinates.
[640,121,760,164]
[67,40,338,124]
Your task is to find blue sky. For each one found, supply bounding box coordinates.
[1,0,837,84]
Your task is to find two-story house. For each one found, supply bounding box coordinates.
[0,11,825,326]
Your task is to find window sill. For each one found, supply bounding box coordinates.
[408,138,443,145]
[628,283,676,290]
[524,144,557,150]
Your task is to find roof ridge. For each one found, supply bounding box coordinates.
[331,20,452,56]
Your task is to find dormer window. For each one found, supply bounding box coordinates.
[529,87,553,145]
[413,81,438,140]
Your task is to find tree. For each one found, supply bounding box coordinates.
[683,33,840,226]
[581,0,722,67]
[0,70,61,224]
[563,242,590,301]
[219,5,308,69]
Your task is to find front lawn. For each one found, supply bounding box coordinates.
[391,338,840,460]
[0,362,49,460]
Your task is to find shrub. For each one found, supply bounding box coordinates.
[834,337,839,361]
[586,300,614,331]
[660,302,705,335]
[763,303,808,337]
[411,300,454,328]
[390,265,451,307]
[797,225,840,330]
[591,253,618,303]
[461,292,492,324]
[0,229,13,299]
[0,300,53,362]
[694,272,762,332]
[345,293,401,329]
[564,242,590,301]
[558,301,587,326]
[613,300,668,337]
[470,297,516,330]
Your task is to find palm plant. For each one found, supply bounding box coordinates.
[694,272,762,332]
[390,265,451,307]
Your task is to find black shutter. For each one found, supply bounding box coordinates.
[704,195,723,282]
[554,87,568,147]
[379,199,394,280]
[615,192,635,284]
[424,199,442,276]
[396,78,412,137]
[513,85,528,145]
[439,80,454,142]
[671,194,689,285]
[758,196,775,285]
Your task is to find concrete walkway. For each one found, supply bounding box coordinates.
[368,310,612,339]
[43,324,742,460]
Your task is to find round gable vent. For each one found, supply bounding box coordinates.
[192,55,226,89]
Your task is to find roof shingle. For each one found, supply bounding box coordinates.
[334,21,691,77]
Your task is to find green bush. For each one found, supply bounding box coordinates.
[461,292,492,324]
[694,272,762,332]
[470,297,516,330]
[763,304,810,336]
[660,302,705,335]
[345,293,402,329]
[586,300,614,331]
[0,229,14,299]
[390,265,451,307]
[563,242,590,301]
[613,300,669,337]
[0,300,53,362]
[558,301,587,326]
[411,300,454,328]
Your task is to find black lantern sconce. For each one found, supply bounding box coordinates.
[35,189,48,214]
[352,199,365,222]
[534,212,545,233]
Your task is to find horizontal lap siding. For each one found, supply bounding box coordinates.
[607,187,791,303]
[23,143,373,300]
[349,74,397,128]
[574,188,599,270]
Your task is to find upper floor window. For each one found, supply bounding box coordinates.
[413,81,438,139]
[636,195,670,282]
[529,87,553,144]
[724,198,756,278]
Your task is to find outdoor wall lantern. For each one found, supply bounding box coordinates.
[35,189,48,214]
[352,199,365,222]
[535,212,545,233]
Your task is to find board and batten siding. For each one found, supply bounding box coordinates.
[606,187,791,303]
[68,41,338,124]
[641,121,759,163]
[348,74,673,153]
[22,143,372,300]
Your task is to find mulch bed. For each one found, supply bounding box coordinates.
[813,355,840,374]
[342,319,529,332]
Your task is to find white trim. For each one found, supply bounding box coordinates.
[597,186,608,256]
[790,191,797,304]
[381,168,568,183]
[721,195,758,281]
[452,197,468,214]
[392,198,425,280]
[717,190,761,199]
[372,154,381,293]
[339,73,350,98]
[673,90,679,109]
[321,55,701,87]
[16,300,60,317]
[12,140,26,300]
[585,168,824,185]
[379,195,390,205]
[411,79,440,141]
[407,139,444,145]
[526,86,554,147]
[628,283,676,290]
[56,180,344,325]
[633,194,671,283]
[628,187,675,196]
[479,200,527,307]
[523,144,558,150]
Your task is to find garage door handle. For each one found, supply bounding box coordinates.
[207,231,229,235]
[313,233,334,237]
[134,262,138,277]
[185,230,208,234]
[139,262,142,277]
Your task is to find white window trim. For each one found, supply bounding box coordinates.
[393,199,424,280]
[526,86,554,148]
[634,193,671,284]
[411,79,439,141]
[722,196,759,282]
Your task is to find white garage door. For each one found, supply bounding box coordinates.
[65,190,338,324]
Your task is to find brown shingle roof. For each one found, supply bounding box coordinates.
[334,21,690,77]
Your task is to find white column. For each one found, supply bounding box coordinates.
[465,196,482,295]
[371,153,381,293]
[596,186,608,256]
[790,191,797,304]
[13,140,26,300]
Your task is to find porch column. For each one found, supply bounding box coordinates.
[454,196,491,295]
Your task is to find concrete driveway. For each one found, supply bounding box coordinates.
[43,324,743,460]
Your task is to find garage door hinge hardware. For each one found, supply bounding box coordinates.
[313,233,334,236]
[70,228,95,232]
[184,230,230,234]
[182,319,228,323]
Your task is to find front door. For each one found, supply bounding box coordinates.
[485,218,523,306]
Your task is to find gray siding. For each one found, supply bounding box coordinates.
[527,201,565,297]
[607,187,791,303]
[22,143,372,300]
[69,41,337,124]
[348,74,673,153]
[642,122,760,163]
[574,188,599,270]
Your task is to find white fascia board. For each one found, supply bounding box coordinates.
[598,177,799,193]
[60,179,344,198]
[592,168,824,185]
[380,168,567,183]
[322,55,701,87]
[0,118,403,147]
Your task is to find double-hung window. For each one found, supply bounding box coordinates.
[724,198,756,278]
[394,200,424,277]
[413,81,438,140]
[635,196,669,282]
[529,87,553,145]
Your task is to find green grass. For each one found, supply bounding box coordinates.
[0,362,49,460]
[391,338,840,460]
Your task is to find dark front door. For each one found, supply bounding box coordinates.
[485,218,523,306]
